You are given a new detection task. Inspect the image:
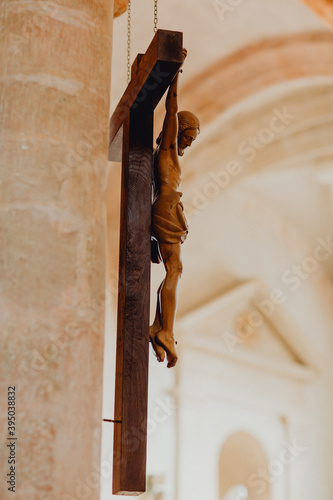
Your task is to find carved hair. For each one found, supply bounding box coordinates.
[156,110,200,145]
[177,110,200,135]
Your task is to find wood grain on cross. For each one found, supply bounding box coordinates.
[108,30,183,495]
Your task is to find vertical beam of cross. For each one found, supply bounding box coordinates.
[113,109,153,495]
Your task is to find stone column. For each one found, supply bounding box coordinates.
[0,1,113,499]
[114,0,130,18]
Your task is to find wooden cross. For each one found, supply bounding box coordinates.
[108,30,183,496]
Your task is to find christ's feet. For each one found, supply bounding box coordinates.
[149,325,165,363]
[156,330,178,368]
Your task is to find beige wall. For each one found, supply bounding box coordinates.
[0,1,113,499]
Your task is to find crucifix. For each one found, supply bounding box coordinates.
[108,30,184,496]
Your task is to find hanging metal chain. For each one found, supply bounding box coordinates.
[153,0,158,32]
[127,0,131,84]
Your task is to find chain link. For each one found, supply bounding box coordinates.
[127,0,158,83]
[127,0,131,84]
[153,0,158,32]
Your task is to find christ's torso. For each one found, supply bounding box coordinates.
[154,145,182,194]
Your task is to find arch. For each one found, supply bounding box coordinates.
[219,431,271,500]
[302,0,333,27]
[180,77,333,184]
[158,31,333,129]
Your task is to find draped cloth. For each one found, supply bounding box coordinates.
[151,190,188,245]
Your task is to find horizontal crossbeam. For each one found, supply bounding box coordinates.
[108,29,183,161]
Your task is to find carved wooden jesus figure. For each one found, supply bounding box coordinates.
[149,49,200,368]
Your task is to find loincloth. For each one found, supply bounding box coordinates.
[152,190,188,244]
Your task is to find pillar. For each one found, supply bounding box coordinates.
[0,1,113,498]
[114,0,130,18]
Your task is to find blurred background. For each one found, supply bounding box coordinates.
[103,1,333,499]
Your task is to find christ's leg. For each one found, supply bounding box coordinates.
[150,281,165,362]
[156,242,182,368]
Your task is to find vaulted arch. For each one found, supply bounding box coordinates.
[219,431,271,500]
[159,32,333,129]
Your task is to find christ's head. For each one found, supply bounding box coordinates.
[177,110,200,156]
